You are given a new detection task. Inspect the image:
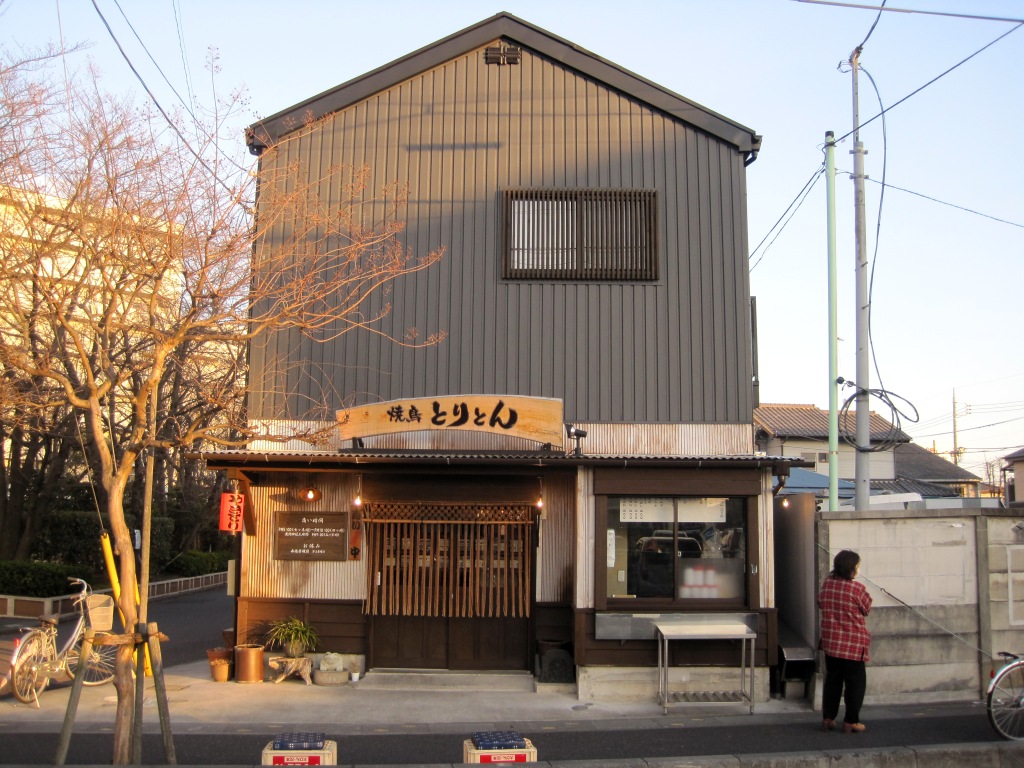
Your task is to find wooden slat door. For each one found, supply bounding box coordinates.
[364,503,533,669]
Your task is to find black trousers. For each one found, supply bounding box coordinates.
[822,654,867,724]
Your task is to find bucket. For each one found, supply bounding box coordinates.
[234,644,265,683]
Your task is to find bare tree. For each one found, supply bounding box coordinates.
[0,52,443,763]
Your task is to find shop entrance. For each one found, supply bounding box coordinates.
[363,502,533,670]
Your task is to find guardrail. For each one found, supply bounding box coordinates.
[0,571,228,619]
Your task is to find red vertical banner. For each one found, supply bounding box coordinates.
[219,492,245,533]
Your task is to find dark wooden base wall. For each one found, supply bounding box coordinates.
[235,598,775,670]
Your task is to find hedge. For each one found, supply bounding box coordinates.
[0,560,92,597]
[164,549,232,577]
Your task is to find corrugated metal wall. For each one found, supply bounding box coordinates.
[249,41,753,427]
[241,472,574,604]
[242,477,366,599]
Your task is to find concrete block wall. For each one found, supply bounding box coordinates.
[820,508,1024,706]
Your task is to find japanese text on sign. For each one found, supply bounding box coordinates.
[274,512,349,561]
[337,394,564,446]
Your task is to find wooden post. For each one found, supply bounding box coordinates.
[54,629,93,765]
[132,623,147,764]
[146,621,176,764]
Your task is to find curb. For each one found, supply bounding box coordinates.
[5,743,1022,768]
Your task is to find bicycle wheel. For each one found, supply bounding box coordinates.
[988,661,1024,739]
[11,630,51,704]
[66,630,116,685]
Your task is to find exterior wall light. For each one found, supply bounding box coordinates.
[353,474,363,508]
[299,486,322,503]
[566,424,587,456]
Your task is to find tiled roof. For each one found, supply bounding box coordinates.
[893,442,980,483]
[754,403,912,443]
[870,477,960,498]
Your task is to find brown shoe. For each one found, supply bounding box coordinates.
[822,719,836,732]
[843,722,866,734]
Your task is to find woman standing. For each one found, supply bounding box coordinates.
[818,549,872,733]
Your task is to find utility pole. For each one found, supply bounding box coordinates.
[825,131,839,513]
[851,46,872,511]
[952,390,960,465]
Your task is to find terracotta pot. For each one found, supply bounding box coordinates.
[210,659,231,682]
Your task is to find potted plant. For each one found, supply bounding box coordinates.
[206,646,234,681]
[265,616,320,658]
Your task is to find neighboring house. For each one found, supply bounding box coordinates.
[754,404,981,500]
[888,442,981,498]
[1004,446,1024,506]
[754,403,910,483]
[200,13,801,704]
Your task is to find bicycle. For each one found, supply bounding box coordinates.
[8,578,118,706]
[987,651,1024,739]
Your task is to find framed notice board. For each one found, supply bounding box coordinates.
[274,511,350,561]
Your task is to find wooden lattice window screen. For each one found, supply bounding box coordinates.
[503,188,658,280]
[363,503,534,619]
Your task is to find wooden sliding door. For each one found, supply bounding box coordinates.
[364,503,533,670]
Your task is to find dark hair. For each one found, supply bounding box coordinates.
[832,549,861,580]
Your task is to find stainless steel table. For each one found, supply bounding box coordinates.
[654,613,757,714]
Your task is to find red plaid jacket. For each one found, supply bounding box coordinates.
[818,574,872,662]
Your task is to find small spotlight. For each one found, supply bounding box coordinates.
[565,424,587,456]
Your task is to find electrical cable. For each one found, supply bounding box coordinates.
[88,0,239,199]
[856,0,885,48]
[838,174,1024,230]
[110,0,198,125]
[836,20,1023,143]
[748,163,825,271]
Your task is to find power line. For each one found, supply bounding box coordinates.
[914,414,1024,439]
[89,0,238,198]
[795,0,1024,25]
[836,21,1023,143]
[749,163,825,271]
[855,176,1024,229]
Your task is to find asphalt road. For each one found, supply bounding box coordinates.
[0,704,1002,765]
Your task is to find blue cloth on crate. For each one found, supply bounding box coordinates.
[272,732,327,750]
[471,731,526,749]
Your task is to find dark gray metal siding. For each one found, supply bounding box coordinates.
[248,43,753,425]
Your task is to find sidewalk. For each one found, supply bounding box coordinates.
[1,658,1022,767]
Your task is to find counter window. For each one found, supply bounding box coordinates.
[604,497,747,603]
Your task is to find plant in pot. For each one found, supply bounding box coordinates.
[265,616,320,658]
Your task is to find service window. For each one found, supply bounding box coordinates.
[604,496,748,604]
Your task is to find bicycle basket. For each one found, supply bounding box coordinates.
[86,594,115,632]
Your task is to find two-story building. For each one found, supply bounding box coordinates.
[201,12,799,703]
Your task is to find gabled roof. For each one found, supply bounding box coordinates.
[246,12,761,158]
[754,404,912,443]
[893,442,980,484]
[1004,446,1024,463]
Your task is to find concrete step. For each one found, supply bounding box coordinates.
[358,669,536,693]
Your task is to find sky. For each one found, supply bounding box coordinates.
[3,0,1022,482]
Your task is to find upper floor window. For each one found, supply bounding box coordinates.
[502,189,658,280]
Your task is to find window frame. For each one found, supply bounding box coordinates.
[595,493,760,611]
[502,188,658,281]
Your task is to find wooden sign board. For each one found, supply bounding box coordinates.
[337,395,564,446]
[274,512,349,561]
